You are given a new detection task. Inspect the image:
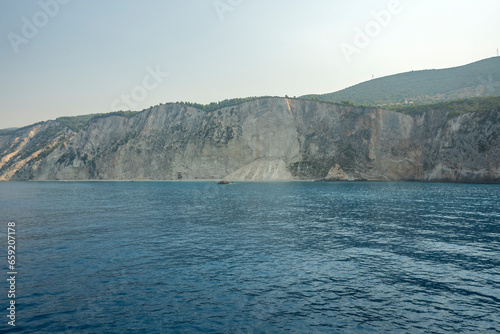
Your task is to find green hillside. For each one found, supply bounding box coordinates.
[302,57,500,106]
[387,96,500,117]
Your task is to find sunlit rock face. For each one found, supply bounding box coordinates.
[1,97,499,183]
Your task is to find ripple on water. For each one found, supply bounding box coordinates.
[0,181,498,333]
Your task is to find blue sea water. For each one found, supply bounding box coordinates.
[0,181,499,333]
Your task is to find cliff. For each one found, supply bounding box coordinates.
[1,97,499,183]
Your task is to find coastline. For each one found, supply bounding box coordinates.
[1,178,498,184]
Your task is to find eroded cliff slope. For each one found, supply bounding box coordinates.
[1,97,498,182]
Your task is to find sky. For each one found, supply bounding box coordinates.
[1,0,499,128]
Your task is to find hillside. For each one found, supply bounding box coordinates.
[0,97,499,183]
[302,57,500,106]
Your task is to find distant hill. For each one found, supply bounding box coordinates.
[302,57,500,106]
[0,127,19,135]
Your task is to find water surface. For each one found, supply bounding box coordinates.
[0,181,499,333]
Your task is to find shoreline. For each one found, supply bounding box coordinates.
[0,179,499,185]
[0,179,314,183]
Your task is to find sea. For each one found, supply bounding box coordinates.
[0,181,499,333]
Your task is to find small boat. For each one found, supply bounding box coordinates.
[218,180,231,185]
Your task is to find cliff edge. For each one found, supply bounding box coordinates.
[0,97,498,183]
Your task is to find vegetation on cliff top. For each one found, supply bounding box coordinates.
[387,96,500,117]
[175,96,273,112]
[0,112,141,136]
[1,96,498,139]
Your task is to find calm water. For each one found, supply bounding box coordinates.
[0,181,499,333]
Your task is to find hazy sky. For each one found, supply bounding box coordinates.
[1,0,499,128]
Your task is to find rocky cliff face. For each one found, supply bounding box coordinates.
[1,97,498,183]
